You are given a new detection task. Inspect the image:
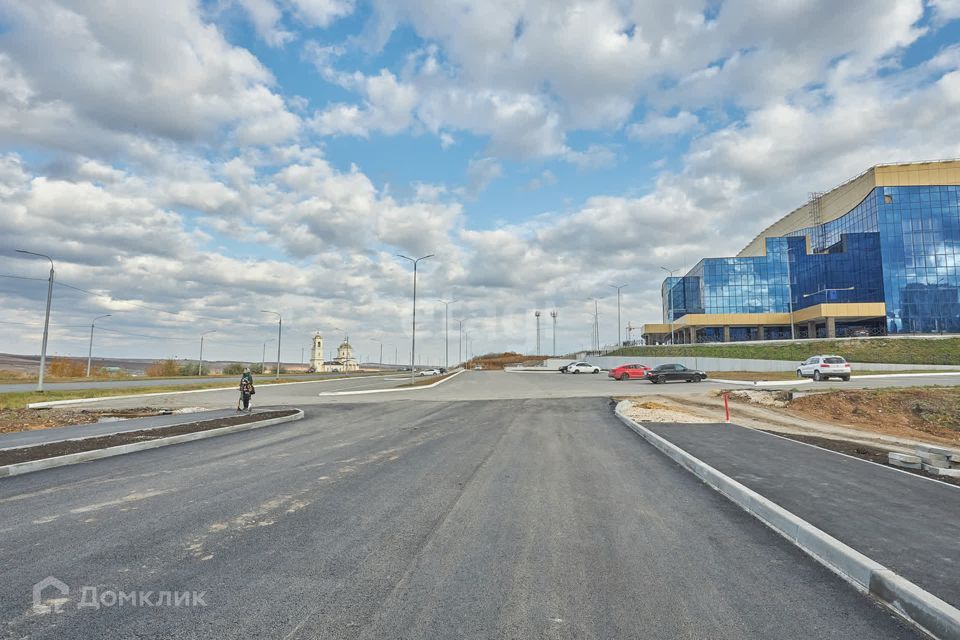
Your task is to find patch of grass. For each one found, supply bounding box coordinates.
[396,371,459,388]
[612,337,960,365]
[0,374,379,411]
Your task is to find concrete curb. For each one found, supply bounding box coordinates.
[0,409,304,479]
[318,369,465,396]
[614,401,960,640]
[707,378,813,387]
[850,372,960,379]
[25,375,390,409]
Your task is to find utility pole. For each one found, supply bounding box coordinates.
[535,310,541,355]
[786,245,796,340]
[609,283,628,348]
[456,319,464,364]
[198,329,216,376]
[591,299,600,353]
[397,253,434,384]
[17,250,54,392]
[86,314,111,377]
[261,311,282,379]
[437,299,456,369]
[661,266,679,345]
[550,310,558,356]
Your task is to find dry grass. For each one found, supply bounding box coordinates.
[465,353,544,370]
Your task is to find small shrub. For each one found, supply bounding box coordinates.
[47,357,86,378]
[146,359,180,377]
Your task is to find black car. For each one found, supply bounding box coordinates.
[644,363,707,384]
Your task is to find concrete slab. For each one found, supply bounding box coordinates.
[888,453,922,469]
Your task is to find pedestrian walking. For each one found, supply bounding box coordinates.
[238,367,255,412]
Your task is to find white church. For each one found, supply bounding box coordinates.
[309,332,360,373]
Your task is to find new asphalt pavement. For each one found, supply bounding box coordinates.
[0,393,920,638]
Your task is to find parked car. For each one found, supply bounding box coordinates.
[797,355,850,381]
[417,368,441,376]
[608,363,652,381]
[559,361,577,373]
[564,361,601,374]
[644,363,707,384]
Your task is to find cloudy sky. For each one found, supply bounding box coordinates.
[2,0,960,365]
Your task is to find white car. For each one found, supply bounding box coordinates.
[797,355,851,381]
[564,361,601,374]
[417,368,441,376]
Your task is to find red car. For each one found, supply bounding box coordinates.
[608,363,652,381]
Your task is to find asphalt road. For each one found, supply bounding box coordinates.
[0,397,917,639]
[646,422,960,609]
[0,373,397,393]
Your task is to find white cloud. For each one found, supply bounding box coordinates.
[309,69,418,136]
[237,0,294,47]
[627,111,699,140]
[0,0,300,152]
[465,157,502,196]
[525,170,556,191]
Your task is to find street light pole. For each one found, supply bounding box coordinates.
[261,310,282,380]
[786,246,796,340]
[535,310,541,354]
[609,284,628,348]
[198,329,217,376]
[17,250,54,392]
[398,253,434,384]
[550,310,557,356]
[437,299,456,369]
[86,314,112,377]
[456,319,464,365]
[370,338,383,367]
[660,266,679,345]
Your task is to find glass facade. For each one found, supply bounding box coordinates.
[663,185,960,335]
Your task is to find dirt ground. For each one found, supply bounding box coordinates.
[786,387,960,445]
[622,400,715,423]
[0,409,298,466]
[0,408,170,434]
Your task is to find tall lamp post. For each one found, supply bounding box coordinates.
[786,246,796,340]
[370,338,383,367]
[550,310,558,356]
[535,310,541,354]
[437,298,456,370]
[660,266,680,345]
[397,253,434,384]
[261,310,282,380]
[198,329,217,376]
[16,250,54,392]
[609,283,628,348]
[456,319,464,365]
[86,314,112,377]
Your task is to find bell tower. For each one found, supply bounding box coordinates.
[310,333,324,372]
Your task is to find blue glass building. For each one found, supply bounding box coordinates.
[644,161,960,343]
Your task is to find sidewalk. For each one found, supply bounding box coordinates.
[643,421,960,610]
[0,408,254,450]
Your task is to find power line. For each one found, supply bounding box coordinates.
[0,274,47,282]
